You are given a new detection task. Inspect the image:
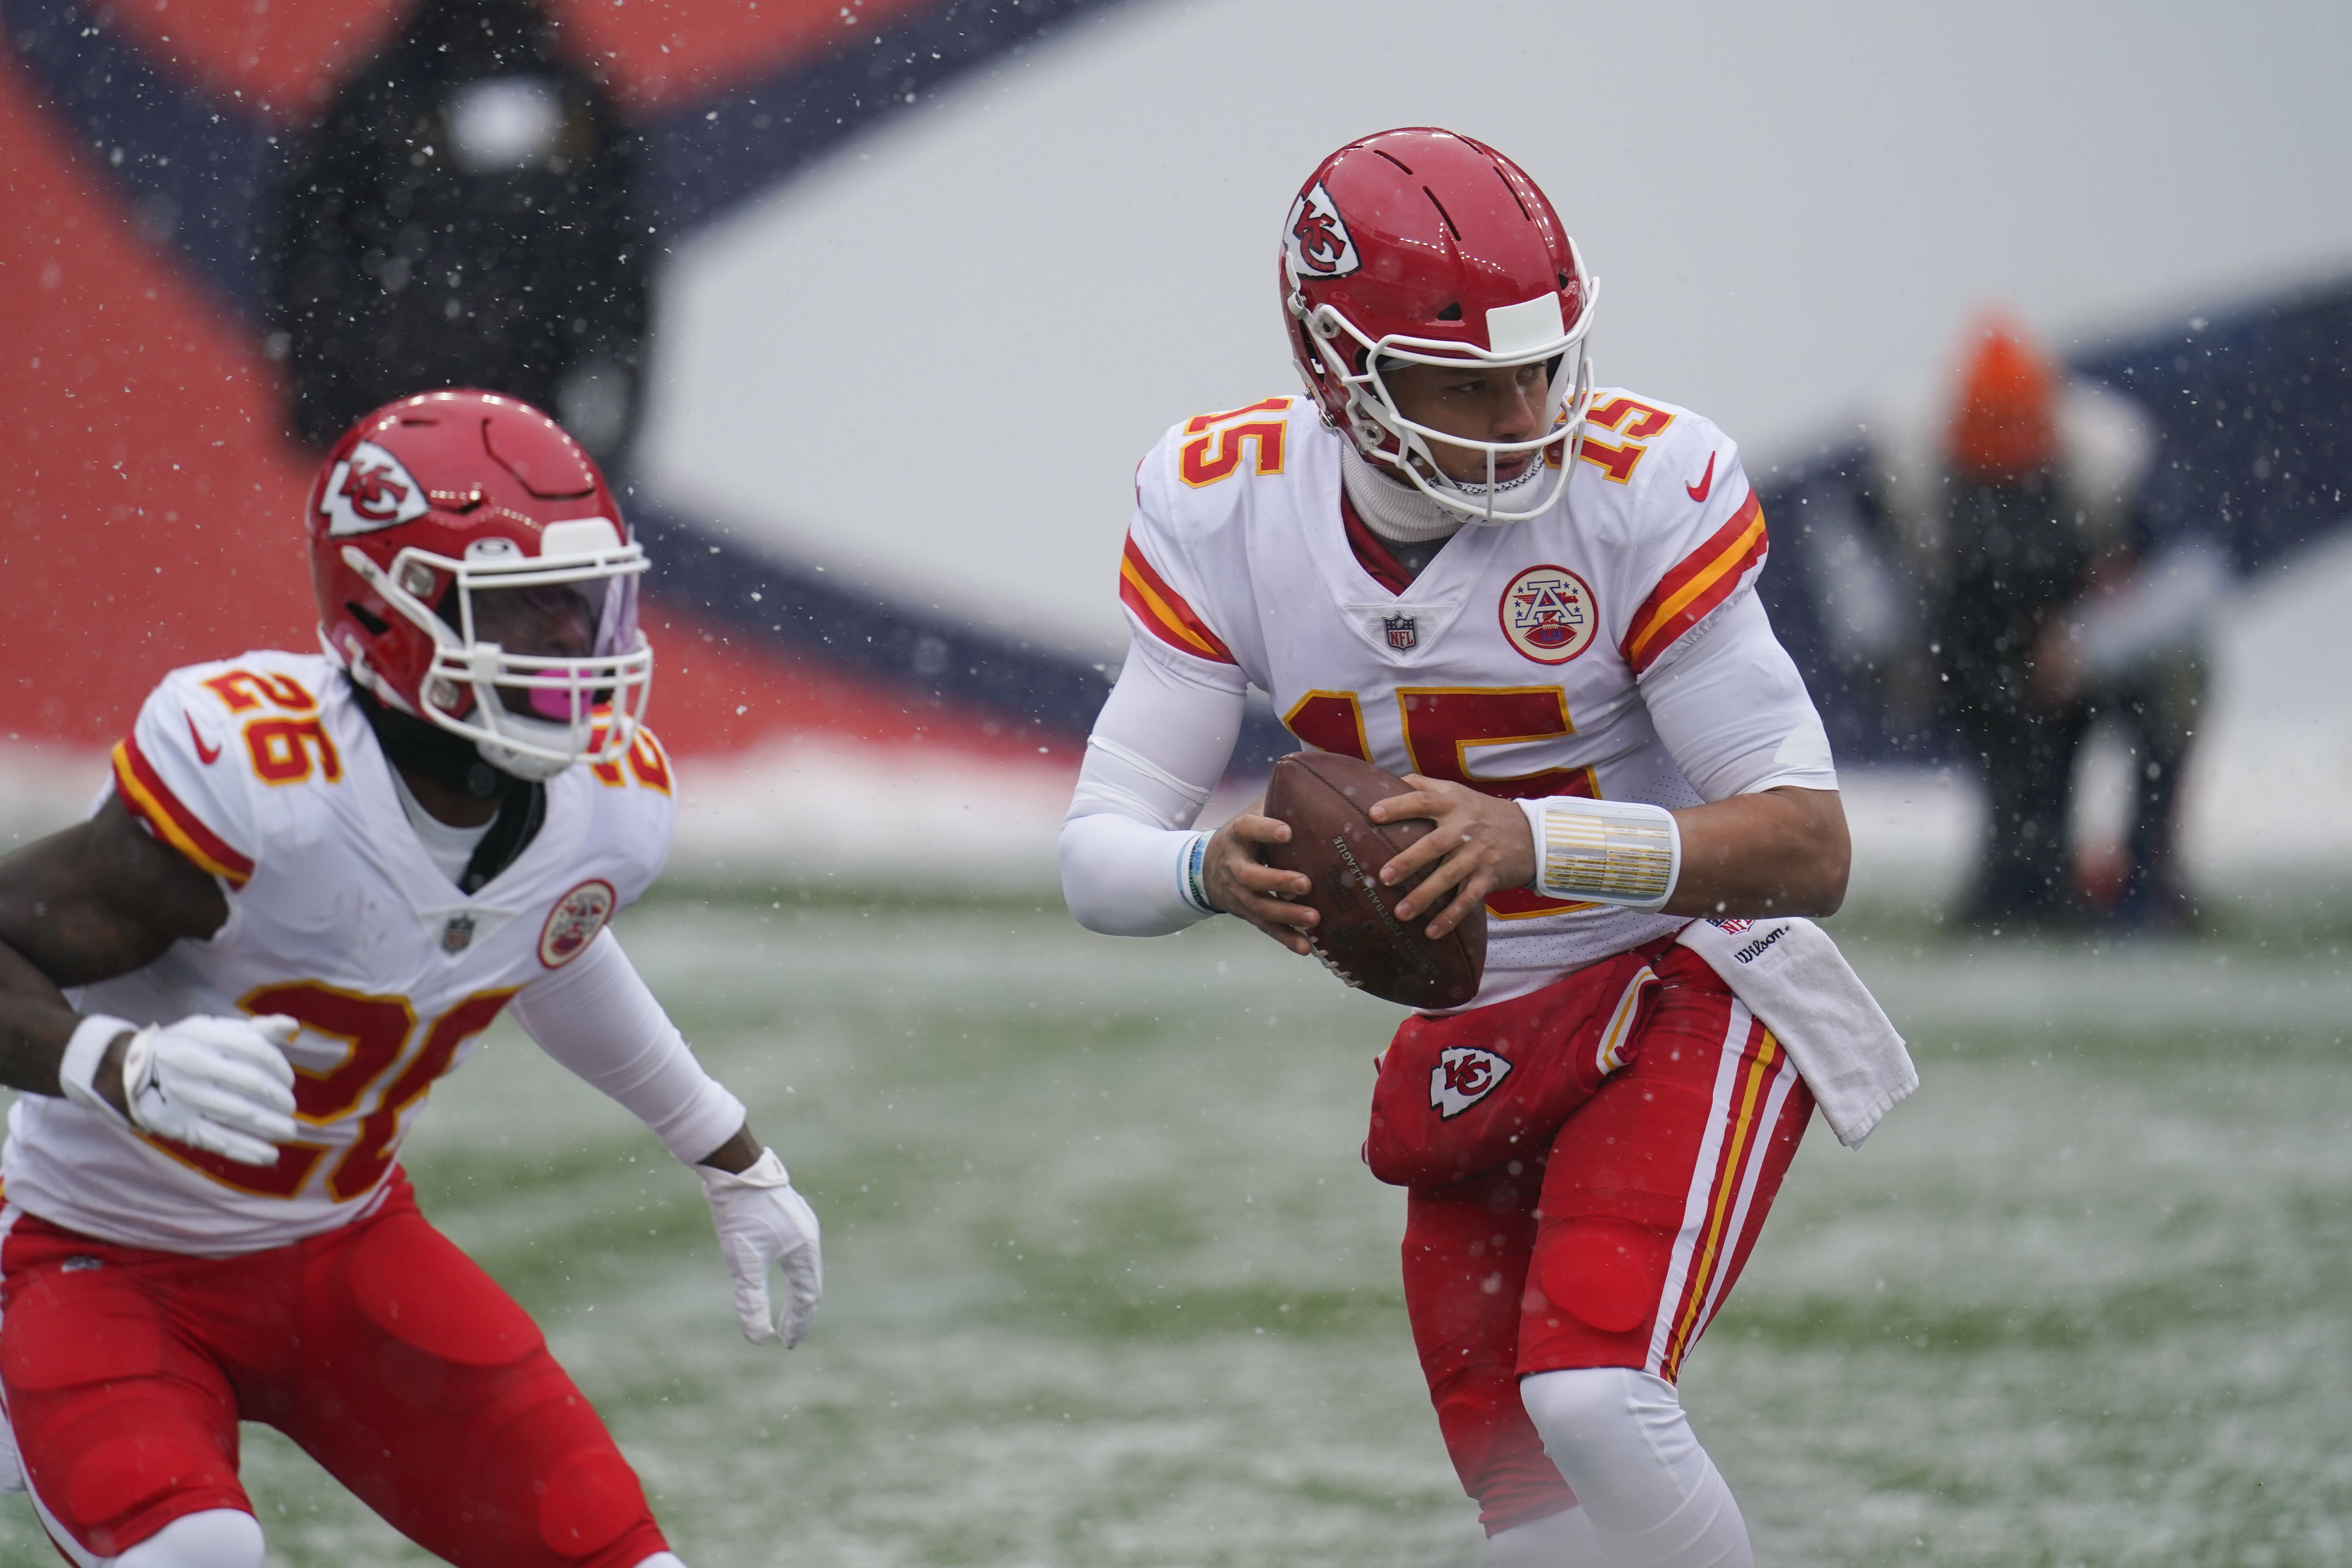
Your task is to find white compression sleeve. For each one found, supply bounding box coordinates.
[1641,590,1838,802]
[510,929,748,1164]
[1488,1504,1605,1565]
[1060,636,1249,937]
[104,1509,267,1567]
[1519,1367,1753,1568]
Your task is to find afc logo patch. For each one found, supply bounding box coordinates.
[320,441,430,537]
[1430,1045,1513,1119]
[1284,181,1360,279]
[1499,564,1598,665]
[538,879,615,968]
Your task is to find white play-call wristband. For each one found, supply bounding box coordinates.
[57,1013,139,1122]
[1517,797,1682,911]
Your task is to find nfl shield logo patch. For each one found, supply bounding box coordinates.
[440,914,476,954]
[1384,613,1418,651]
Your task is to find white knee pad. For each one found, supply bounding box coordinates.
[1517,1367,1751,1568]
[1488,1502,1606,1566]
[107,1509,266,1568]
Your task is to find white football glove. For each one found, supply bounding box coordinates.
[698,1148,822,1347]
[59,1012,299,1167]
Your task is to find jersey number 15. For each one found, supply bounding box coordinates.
[1284,685,1598,919]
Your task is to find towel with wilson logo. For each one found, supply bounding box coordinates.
[1672,916,1915,1149]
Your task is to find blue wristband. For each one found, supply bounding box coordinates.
[1183,832,1216,915]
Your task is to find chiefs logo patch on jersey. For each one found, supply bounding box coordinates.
[1284,181,1360,278]
[321,441,431,537]
[1499,565,1599,665]
[1431,1046,1513,1119]
[538,878,615,968]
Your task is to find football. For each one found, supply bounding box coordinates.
[1261,751,1486,1010]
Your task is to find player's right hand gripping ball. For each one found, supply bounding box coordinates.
[1263,751,1486,1010]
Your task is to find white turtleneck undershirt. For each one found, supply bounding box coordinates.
[390,766,495,887]
[1339,442,1555,582]
[1340,443,1466,546]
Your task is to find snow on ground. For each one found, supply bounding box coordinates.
[8,899,2341,1565]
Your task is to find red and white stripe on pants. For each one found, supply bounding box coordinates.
[1366,943,1813,1535]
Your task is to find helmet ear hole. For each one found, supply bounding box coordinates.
[1436,302,1463,322]
[345,600,390,637]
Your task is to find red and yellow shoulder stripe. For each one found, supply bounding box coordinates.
[1620,490,1768,675]
[1118,534,1236,665]
[112,734,255,888]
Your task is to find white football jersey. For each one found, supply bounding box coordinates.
[3,651,676,1256]
[1117,390,1823,999]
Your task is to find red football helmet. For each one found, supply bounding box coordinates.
[1281,128,1597,523]
[308,390,652,779]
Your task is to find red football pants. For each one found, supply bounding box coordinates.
[0,1175,668,1567]
[1364,944,1813,1535]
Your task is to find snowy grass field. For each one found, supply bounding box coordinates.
[3,894,2348,1567]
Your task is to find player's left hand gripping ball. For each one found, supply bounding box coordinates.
[699,1149,823,1346]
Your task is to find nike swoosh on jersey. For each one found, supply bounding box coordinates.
[1685,452,1717,504]
[186,713,223,765]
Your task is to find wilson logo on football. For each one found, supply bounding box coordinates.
[320,441,430,537]
[1499,564,1598,665]
[1430,1046,1513,1119]
[1284,181,1360,278]
[538,878,616,968]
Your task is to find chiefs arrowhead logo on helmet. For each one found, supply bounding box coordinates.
[320,441,431,538]
[1284,181,1360,279]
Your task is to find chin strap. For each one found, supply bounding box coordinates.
[349,679,547,892]
[457,786,546,894]
[350,680,513,800]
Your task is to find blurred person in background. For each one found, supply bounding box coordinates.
[1876,319,2215,932]
[272,0,645,463]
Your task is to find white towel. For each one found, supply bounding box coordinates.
[1672,916,1916,1149]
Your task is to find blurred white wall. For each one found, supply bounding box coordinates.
[640,0,2352,652]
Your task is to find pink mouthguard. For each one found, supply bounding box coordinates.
[528,672,592,721]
